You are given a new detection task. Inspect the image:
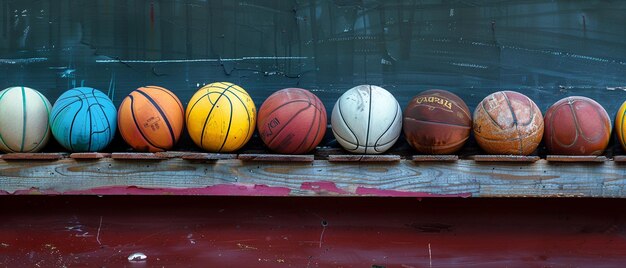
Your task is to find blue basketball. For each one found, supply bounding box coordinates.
[50,87,117,152]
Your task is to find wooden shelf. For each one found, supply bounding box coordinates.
[0,152,625,197]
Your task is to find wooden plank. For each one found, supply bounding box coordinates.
[1,153,67,160]
[70,153,111,159]
[154,151,193,158]
[181,153,238,161]
[614,156,626,162]
[328,155,402,162]
[0,158,624,197]
[411,155,458,162]
[111,153,164,160]
[238,154,314,162]
[473,155,540,162]
[547,155,607,162]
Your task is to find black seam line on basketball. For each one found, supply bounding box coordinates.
[199,85,234,149]
[332,128,360,149]
[217,82,247,95]
[567,99,608,143]
[364,85,372,153]
[481,99,505,131]
[293,93,317,153]
[136,89,177,144]
[129,95,167,151]
[501,93,523,155]
[266,105,311,146]
[373,102,400,153]
[91,88,113,148]
[300,93,321,153]
[20,87,27,151]
[222,88,252,149]
[403,117,471,128]
[622,109,626,148]
[33,91,51,151]
[336,98,359,148]
[51,98,81,127]
[54,95,111,103]
[307,96,326,152]
[217,95,234,152]
[67,98,84,152]
[146,86,184,115]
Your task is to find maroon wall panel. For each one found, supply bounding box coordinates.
[1,197,626,267]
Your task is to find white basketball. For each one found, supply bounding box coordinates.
[331,85,402,154]
[0,86,52,153]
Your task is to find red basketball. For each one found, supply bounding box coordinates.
[544,96,611,155]
[403,89,472,154]
[257,88,327,154]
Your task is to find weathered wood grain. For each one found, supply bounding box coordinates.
[238,154,314,162]
[328,155,402,162]
[547,155,607,162]
[1,153,67,160]
[473,155,540,162]
[181,153,238,160]
[70,153,111,159]
[111,153,164,160]
[412,155,458,162]
[0,159,624,197]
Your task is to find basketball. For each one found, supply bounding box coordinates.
[403,89,471,154]
[617,100,626,151]
[544,96,611,155]
[257,88,327,154]
[473,91,544,155]
[0,86,51,153]
[49,87,117,152]
[186,82,256,152]
[331,85,402,154]
[118,86,185,152]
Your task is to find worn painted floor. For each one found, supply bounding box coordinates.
[1,197,625,267]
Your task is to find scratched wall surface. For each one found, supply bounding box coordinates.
[1,0,626,118]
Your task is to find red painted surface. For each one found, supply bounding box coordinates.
[300,181,349,195]
[2,197,626,267]
[1,184,293,196]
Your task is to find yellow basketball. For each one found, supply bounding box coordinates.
[616,100,626,150]
[186,82,256,152]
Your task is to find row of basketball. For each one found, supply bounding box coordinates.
[0,83,623,155]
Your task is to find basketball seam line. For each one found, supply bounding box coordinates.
[481,98,505,131]
[33,91,51,152]
[199,86,233,150]
[294,92,318,153]
[129,95,168,151]
[373,102,400,153]
[20,87,26,152]
[92,88,114,150]
[136,89,177,145]
[145,86,184,116]
[221,87,253,151]
[336,98,359,149]
[265,104,311,146]
[501,93,523,155]
[365,85,372,153]
[217,95,234,152]
[403,117,472,128]
[66,97,84,152]
[621,109,626,148]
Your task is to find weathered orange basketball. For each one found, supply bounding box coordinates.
[403,89,471,154]
[257,88,327,154]
[118,86,185,152]
[473,91,544,155]
[544,96,611,155]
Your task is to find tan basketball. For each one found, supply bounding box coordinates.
[473,91,544,155]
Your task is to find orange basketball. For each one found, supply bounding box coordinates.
[257,88,327,154]
[118,86,185,152]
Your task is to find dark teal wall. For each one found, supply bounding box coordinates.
[1,0,626,115]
